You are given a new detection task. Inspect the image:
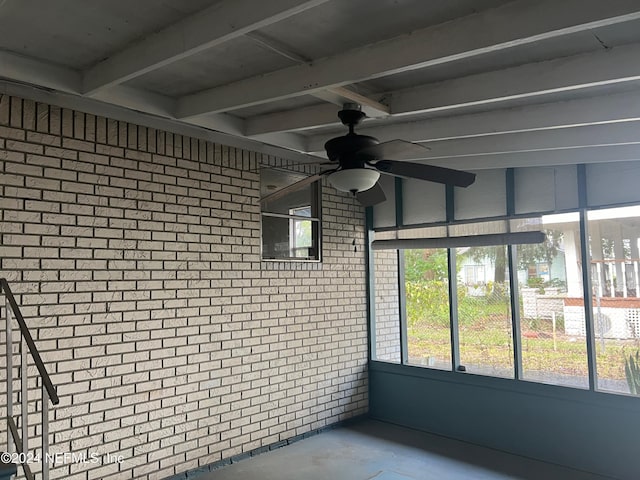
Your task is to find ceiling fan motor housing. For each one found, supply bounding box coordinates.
[324,134,379,165]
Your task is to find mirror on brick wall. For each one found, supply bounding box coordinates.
[260,167,321,261]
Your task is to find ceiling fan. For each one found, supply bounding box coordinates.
[261,104,545,248]
[261,103,476,207]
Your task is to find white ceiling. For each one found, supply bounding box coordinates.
[2,0,640,169]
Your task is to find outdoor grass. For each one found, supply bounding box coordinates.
[405,279,640,391]
[408,313,639,384]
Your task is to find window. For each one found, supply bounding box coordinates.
[405,249,451,370]
[260,168,321,261]
[515,214,589,388]
[588,206,640,394]
[457,245,514,378]
[369,160,640,398]
[464,264,485,285]
[372,215,596,391]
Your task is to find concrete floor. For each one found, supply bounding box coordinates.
[198,420,612,480]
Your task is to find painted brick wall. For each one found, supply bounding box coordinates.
[0,95,368,480]
[373,250,400,362]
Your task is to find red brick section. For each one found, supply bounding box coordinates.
[564,297,640,308]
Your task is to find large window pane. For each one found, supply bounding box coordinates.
[588,206,640,395]
[515,214,589,388]
[405,249,451,370]
[456,245,514,378]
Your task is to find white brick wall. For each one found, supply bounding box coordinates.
[373,250,400,362]
[0,95,368,480]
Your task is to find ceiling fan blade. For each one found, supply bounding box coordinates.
[374,160,476,187]
[301,160,336,167]
[261,173,322,204]
[356,182,386,207]
[356,139,430,161]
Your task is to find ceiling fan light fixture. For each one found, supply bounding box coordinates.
[328,168,380,193]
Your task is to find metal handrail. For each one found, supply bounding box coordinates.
[7,417,34,480]
[2,277,59,480]
[1,279,58,405]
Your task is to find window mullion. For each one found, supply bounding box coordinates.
[398,250,408,364]
[446,184,460,372]
[577,164,597,391]
[448,248,461,371]
[580,209,598,391]
[508,244,523,379]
